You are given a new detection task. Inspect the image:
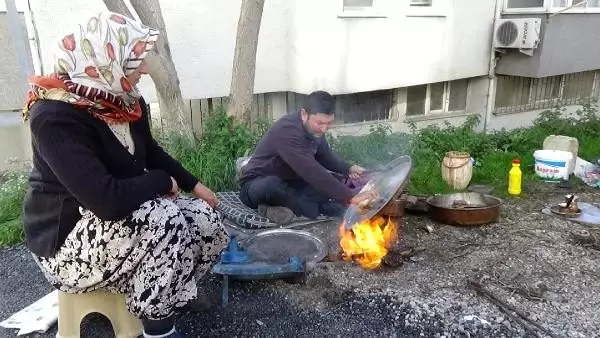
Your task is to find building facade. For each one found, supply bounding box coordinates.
[1,0,599,168]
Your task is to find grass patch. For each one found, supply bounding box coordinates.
[159,105,270,192]
[0,172,27,246]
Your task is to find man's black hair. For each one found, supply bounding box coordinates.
[303,91,335,115]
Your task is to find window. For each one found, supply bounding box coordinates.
[406,0,446,16]
[285,90,394,125]
[340,0,386,17]
[494,70,600,114]
[410,0,433,6]
[335,90,394,124]
[506,0,545,8]
[406,80,469,116]
[407,85,428,116]
[563,71,595,99]
[507,0,600,12]
[495,77,533,109]
[343,0,374,10]
[552,0,600,7]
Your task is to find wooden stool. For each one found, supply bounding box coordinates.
[57,290,142,338]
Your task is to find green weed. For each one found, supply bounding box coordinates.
[0,172,27,246]
[159,105,270,191]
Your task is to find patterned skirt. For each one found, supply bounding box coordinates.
[33,196,229,320]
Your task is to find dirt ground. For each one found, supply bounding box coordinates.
[304,183,600,337]
[1,180,599,337]
[223,180,600,337]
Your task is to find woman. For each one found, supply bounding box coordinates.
[22,12,228,338]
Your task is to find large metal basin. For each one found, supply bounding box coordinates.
[426,192,502,226]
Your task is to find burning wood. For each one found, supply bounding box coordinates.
[338,216,399,269]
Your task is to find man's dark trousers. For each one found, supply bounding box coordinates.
[239,176,346,219]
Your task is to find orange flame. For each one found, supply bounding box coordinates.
[339,216,398,269]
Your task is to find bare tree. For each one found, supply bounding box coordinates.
[228,0,265,124]
[103,0,192,138]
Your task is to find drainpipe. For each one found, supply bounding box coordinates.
[483,0,503,133]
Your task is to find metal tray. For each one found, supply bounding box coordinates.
[242,229,328,264]
[342,155,413,227]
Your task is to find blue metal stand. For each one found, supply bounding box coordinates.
[212,234,306,307]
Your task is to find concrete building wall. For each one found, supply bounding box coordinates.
[0,5,34,171]
[28,0,497,101]
[496,13,600,78]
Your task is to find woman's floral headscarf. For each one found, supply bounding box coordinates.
[23,12,159,123]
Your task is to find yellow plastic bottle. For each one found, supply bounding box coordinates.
[508,159,522,196]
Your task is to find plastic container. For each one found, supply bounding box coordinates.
[533,149,573,181]
[542,135,578,175]
[508,159,522,196]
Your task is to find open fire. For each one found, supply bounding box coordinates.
[339,215,399,269]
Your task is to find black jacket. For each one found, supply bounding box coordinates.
[23,98,198,258]
[239,112,353,203]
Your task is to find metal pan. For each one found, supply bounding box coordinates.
[242,229,328,264]
[342,155,413,228]
[426,192,502,226]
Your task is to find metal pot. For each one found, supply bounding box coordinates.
[426,192,502,226]
[378,197,406,217]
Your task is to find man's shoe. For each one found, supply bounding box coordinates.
[258,205,295,225]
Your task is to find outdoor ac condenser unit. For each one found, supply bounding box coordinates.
[493,18,541,49]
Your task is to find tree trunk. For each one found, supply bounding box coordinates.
[102,0,134,19]
[103,0,192,139]
[228,0,265,124]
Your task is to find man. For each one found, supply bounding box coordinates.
[238,90,374,224]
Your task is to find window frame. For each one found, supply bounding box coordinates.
[409,0,433,6]
[338,0,387,18]
[406,0,448,17]
[405,80,470,117]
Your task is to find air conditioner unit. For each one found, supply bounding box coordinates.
[493,18,541,49]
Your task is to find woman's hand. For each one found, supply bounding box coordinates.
[193,182,218,208]
[166,177,179,200]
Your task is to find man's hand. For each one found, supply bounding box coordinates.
[348,165,366,179]
[350,190,378,209]
[193,182,218,208]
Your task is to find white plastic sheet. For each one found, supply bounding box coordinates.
[0,290,58,336]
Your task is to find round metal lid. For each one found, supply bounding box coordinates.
[243,229,328,264]
[343,155,413,226]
